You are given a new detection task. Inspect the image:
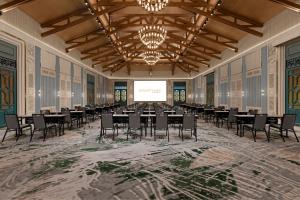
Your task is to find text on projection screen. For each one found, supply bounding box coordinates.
[134,81,167,101]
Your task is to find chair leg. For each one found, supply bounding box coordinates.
[126,128,129,141]
[2,129,8,142]
[30,130,35,142]
[280,129,285,142]
[16,129,21,141]
[181,128,184,141]
[140,128,142,141]
[43,129,47,141]
[99,127,103,141]
[154,129,156,141]
[264,128,270,142]
[112,128,115,141]
[251,130,256,142]
[292,129,299,142]
[167,129,169,142]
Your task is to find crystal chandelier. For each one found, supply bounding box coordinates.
[137,0,169,12]
[142,51,161,65]
[138,25,167,49]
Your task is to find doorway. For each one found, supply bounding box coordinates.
[173,82,186,106]
[114,82,127,106]
[286,41,300,124]
[0,40,17,127]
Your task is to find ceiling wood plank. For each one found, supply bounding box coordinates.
[181,6,263,37]
[269,0,300,12]
[41,6,125,37]
[0,0,34,13]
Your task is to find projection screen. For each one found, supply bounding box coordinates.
[134,81,167,102]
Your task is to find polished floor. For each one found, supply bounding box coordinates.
[0,119,299,200]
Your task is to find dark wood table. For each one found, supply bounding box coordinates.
[214,111,229,127]
[70,111,84,127]
[235,115,282,136]
[19,114,66,135]
[99,114,198,140]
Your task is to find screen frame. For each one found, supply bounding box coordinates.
[133,80,167,102]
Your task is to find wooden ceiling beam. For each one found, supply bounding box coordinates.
[41,6,125,37]
[269,0,300,12]
[81,46,114,60]
[65,29,105,52]
[168,32,221,54]
[94,58,123,68]
[95,0,208,7]
[91,50,118,61]
[111,62,127,73]
[65,29,104,44]
[181,6,263,37]
[0,0,34,13]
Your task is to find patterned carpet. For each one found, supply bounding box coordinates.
[0,120,299,200]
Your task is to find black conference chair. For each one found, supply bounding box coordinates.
[32,114,57,142]
[268,114,299,142]
[2,114,32,142]
[243,114,268,142]
[179,114,196,141]
[222,108,238,130]
[154,114,169,141]
[127,113,143,141]
[100,113,118,140]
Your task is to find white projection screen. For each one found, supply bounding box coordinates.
[134,81,167,102]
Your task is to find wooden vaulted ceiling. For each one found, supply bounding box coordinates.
[0,0,299,77]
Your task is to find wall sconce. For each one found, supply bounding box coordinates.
[71,92,74,97]
[227,92,230,97]
[38,89,41,97]
[261,89,265,96]
[241,91,245,97]
[57,91,61,97]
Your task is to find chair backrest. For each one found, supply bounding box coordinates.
[249,109,258,115]
[228,109,238,122]
[156,114,168,130]
[230,107,239,112]
[40,109,50,115]
[101,113,113,129]
[217,106,225,111]
[253,114,267,130]
[32,114,46,129]
[62,110,71,123]
[116,109,123,114]
[61,107,69,112]
[282,114,296,130]
[5,114,20,130]
[176,109,184,114]
[183,114,195,129]
[129,114,141,129]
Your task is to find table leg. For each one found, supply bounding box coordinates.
[150,117,153,137]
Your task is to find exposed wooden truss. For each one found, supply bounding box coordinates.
[0,0,34,14]
[1,0,296,75]
[269,0,300,12]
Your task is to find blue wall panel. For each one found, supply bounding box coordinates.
[55,56,60,111]
[261,46,268,113]
[71,63,74,108]
[242,56,247,111]
[35,46,41,113]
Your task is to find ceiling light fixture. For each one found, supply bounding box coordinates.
[137,0,169,12]
[138,25,167,49]
[142,51,161,65]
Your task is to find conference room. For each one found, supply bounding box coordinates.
[0,0,299,199]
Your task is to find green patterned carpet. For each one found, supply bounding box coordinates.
[0,120,299,200]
